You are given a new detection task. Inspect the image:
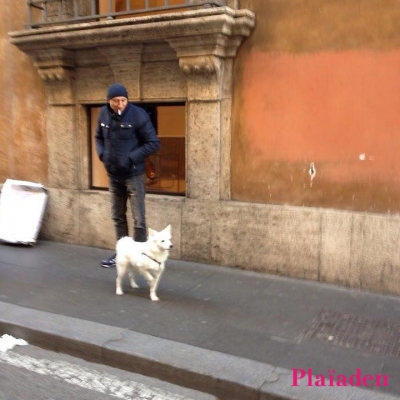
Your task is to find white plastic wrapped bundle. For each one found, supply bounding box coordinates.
[0,179,48,245]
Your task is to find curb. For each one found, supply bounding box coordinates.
[0,301,398,400]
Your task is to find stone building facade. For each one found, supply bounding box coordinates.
[1,0,400,296]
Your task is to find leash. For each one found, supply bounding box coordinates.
[141,253,161,266]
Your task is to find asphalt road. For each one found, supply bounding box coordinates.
[0,345,216,400]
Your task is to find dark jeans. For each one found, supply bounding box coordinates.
[108,175,147,242]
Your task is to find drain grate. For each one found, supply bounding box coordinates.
[304,310,400,358]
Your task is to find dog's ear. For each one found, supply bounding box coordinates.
[164,224,171,233]
[148,228,156,236]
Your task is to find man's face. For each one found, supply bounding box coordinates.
[108,96,128,114]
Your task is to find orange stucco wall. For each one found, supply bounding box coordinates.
[0,3,47,185]
[232,0,400,213]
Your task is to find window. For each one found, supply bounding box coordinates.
[90,102,186,195]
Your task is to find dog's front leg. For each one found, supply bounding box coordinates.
[149,265,165,302]
[140,271,159,301]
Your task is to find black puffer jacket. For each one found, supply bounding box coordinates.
[95,103,160,179]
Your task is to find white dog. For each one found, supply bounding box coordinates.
[115,225,173,301]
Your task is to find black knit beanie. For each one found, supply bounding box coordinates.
[107,83,128,100]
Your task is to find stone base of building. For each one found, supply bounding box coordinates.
[40,189,400,297]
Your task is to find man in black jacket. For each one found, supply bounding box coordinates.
[95,83,160,267]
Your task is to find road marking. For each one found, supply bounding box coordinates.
[0,351,193,400]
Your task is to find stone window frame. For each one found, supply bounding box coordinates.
[86,101,187,195]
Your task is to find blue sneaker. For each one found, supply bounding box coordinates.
[101,253,116,268]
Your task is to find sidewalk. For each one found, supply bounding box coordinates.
[0,240,400,400]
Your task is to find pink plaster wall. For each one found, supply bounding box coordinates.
[232,0,400,213]
[244,50,400,183]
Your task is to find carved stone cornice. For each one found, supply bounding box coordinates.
[9,8,255,55]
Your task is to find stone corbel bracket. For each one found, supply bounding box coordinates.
[25,48,75,82]
[166,10,254,99]
[167,9,255,67]
[37,65,73,81]
[168,34,246,78]
[24,48,76,105]
[179,55,221,76]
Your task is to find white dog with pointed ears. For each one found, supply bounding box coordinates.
[115,225,173,301]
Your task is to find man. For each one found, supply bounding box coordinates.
[95,83,160,267]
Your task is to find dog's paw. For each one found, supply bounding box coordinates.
[150,294,159,301]
[116,288,124,296]
[130,281,139,289]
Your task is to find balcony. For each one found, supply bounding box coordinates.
[10,0,254,83]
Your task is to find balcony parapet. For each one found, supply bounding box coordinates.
[26,1,242,29]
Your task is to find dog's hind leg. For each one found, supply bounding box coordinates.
[116,262,128,295]
[128,271,139,288]
[116,275,124,295]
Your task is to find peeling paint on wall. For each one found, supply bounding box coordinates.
[309,162,316,187]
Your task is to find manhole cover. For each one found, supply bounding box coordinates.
[304,310,400,357]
